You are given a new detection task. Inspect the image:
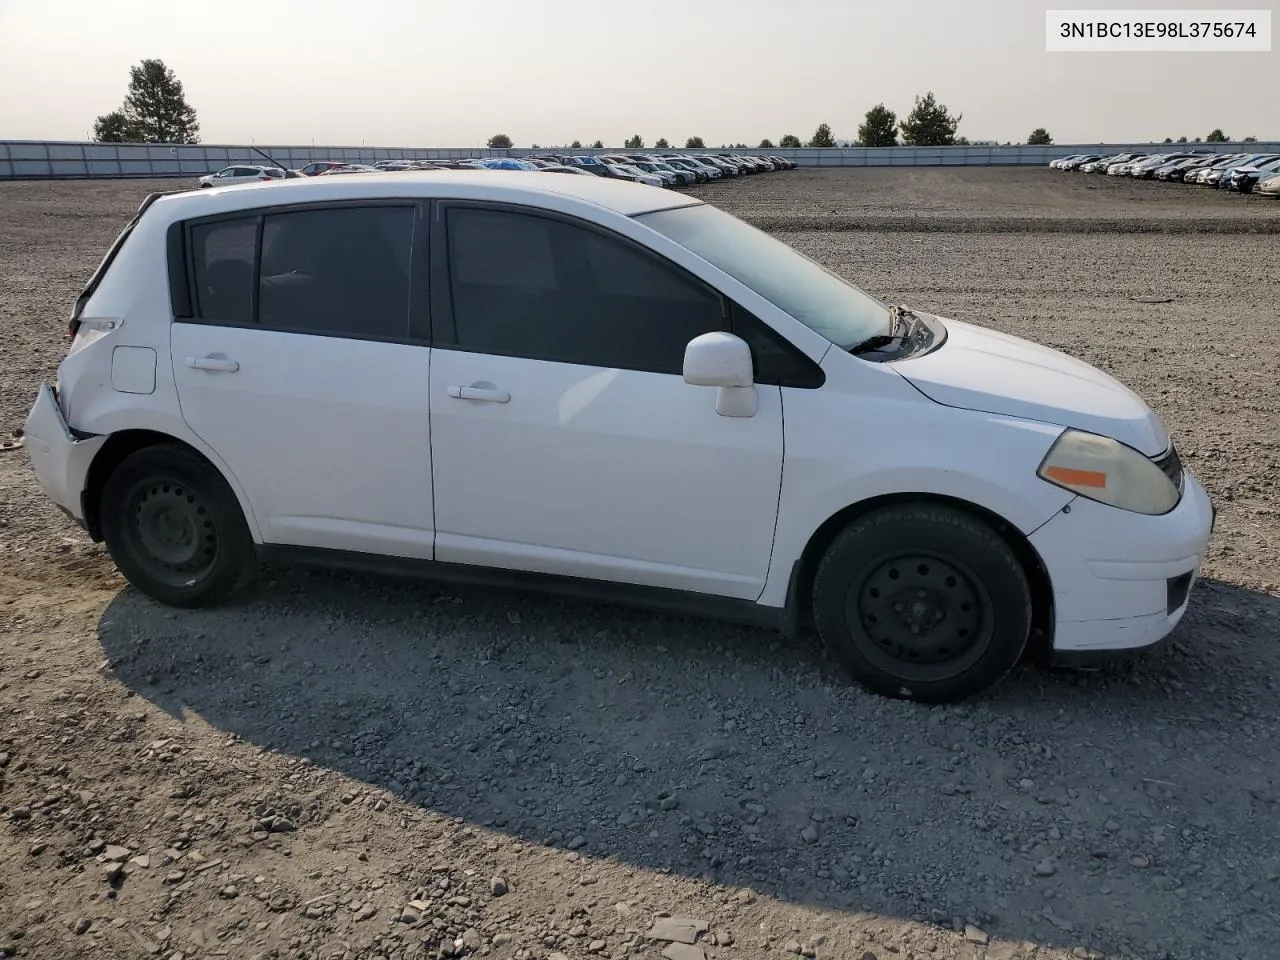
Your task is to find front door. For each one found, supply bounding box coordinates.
[171,201,436,558]
[428,202,784,600]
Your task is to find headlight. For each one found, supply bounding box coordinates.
[1037,429,1180,515]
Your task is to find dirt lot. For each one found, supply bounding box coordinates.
[1,168,1278,960]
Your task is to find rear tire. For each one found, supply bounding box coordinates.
[99,444,258,607]
[812,504,1032,704]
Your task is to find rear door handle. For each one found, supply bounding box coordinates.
[446,385,510,403]
[185,356,240,373]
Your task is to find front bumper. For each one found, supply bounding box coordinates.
[1029,469,1214,654]
[22,382,105,525]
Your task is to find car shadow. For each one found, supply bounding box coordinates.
[97,568,1280,958]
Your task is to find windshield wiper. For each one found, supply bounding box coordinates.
[849,304,918,355]
[849,333,910,355]
[890,302,919,333]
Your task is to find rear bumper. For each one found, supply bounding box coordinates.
[22,382,105,525]
[1029,470,1215,655]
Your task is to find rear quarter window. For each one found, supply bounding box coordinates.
[190,218,257,324]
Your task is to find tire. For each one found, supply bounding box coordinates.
[99,443,258,607]
[812,504,1031,704]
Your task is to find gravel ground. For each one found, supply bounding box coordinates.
[1,169,1278,960]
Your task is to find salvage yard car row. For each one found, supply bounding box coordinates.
[1049,149,1280,195]
[197,152,797,190]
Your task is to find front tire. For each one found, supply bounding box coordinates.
[99,444,258,607]
[812,504,1032,704]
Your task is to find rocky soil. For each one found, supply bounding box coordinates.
[1,169,1278,960]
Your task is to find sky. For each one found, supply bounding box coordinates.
[0,0,1274,148]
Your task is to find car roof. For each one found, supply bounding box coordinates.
[155,169,702,219]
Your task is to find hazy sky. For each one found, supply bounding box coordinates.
[0,0,1274,148]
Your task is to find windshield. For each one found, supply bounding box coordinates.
[637,202,890,350]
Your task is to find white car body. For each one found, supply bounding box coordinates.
[23,172,1214,703]
[198,165,284,187]
[612,164,666,188]
[660,156,722,179]
[1256,172,1280,196]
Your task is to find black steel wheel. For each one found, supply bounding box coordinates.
[100,443,258,607]
[812,504,1032,703]
[124,476,219,585]
[850,550,994,683]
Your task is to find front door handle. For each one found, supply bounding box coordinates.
[446,385,510,403]
[185,356,240,373]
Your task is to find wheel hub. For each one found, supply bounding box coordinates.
[855,554,984,666]
[133,483,215,573]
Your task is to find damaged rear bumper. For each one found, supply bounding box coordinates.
[22,382,105,526]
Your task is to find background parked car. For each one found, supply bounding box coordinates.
[197,165,286,188]
[1227,156,1280,193]
[317,163,381,175]
[295,161,349,177]
[535,164,594,176]
[1210,154,1277,188]
[656,157,711,181]
[1256,172,1280,196]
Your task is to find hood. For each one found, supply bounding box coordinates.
[894,317,1170,456]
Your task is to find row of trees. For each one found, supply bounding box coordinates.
[488,134,717,150]
[1162,129,1258,143]
[90,62,1260,153]
[489,92,967,152]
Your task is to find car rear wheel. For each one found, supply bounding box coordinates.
[812,504,1032,704]
[100,443,258,607]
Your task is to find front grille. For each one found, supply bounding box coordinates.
[1153,442,1184,492]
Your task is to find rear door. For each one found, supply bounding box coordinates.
[170,200,436,558]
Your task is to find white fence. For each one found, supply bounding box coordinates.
[2,139,1278,180]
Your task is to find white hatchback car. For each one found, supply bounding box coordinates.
[23,172,1215,703]
[198,165,286,187]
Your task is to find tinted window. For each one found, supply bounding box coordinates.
[191,217,256,324]
[446,207,724,373]
[258,206,414,338]
[731,303,824,388]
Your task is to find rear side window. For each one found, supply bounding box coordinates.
[259,206,414,338]
[185,205,416,340]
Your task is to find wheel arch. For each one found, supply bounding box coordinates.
[785,491,1055,660]
[82,429,260,544]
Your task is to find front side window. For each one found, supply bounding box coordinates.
[187,205,415,339]
[445,207,724,373]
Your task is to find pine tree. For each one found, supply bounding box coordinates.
[899,92,962,146]
[858,105,898,147]
[808,123,835,148]
[94,58,199,144]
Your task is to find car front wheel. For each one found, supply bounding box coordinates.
[812,504,1032,704]
[99,443,258,607]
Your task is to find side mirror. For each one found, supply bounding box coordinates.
[683,332,757,418]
